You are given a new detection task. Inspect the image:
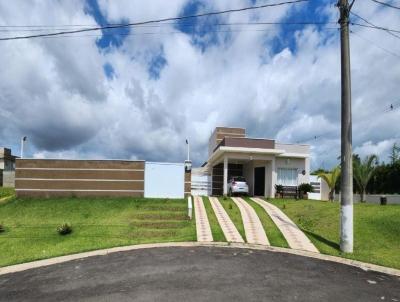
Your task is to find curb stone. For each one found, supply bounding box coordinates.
[1,242,399,277]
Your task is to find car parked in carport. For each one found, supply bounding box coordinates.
[228,176,249,196]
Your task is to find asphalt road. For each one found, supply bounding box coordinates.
[0,246,399,302]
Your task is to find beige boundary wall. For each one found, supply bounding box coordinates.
[15,159,145,198]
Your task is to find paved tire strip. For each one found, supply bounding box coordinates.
[231,197,269,245]
[251,197,319,253]
[209,197,244,243]
[193,196,213,242]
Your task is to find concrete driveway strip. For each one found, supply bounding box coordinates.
[251,197,319,253]
[1,246,399,302]
[209,197,244,243]
[193,196,213,242]
[231,197,269,245]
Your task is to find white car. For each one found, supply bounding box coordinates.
[228,176,249,196]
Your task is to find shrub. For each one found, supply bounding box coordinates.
[275,184,283,193]
[0,224,5,233]
[298,183,313,194]
[57,223,72,235]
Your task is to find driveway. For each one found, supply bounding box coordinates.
[0,246,399,302]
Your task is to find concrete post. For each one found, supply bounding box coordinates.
[271,158,276,198]
[338,0,354,253]
[223,156,228,196]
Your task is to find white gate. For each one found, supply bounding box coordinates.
[144,162,184,198]
[191,168,211,196]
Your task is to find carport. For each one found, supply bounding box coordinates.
[205,138,284,197]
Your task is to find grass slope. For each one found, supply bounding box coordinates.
[0,187,15,199]
[218,197,246,241]
[0,197,195,267]
[245,198,289,248]
[270,199,400,269]
[203,197,226,242]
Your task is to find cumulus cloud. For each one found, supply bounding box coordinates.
[0,0,399,170]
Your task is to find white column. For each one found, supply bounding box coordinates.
[264,163,268,197]
[270,158,277,198]
[223,156,228,196]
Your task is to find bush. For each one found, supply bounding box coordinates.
[298,183,313,194]
[275,184,284,193]
[0,224,5,233]
[57,223,72,235]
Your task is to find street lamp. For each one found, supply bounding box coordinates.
[185,139,190,161]
[20,136,27,158]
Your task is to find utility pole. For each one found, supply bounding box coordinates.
[338,0,354,253]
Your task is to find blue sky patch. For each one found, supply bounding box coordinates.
[268,0,334,56]
[175,0,229,52]
[103,63,115,79]
[148,50,167,80]
[84,0,130,49]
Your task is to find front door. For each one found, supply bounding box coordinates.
[254,167,265,196]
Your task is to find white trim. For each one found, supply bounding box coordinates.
[277,153,309,159]
[16,168,144,171]
[15,178,144,182]
[15,189,144,192]
[208,146,285,166]
[219,146,284,154]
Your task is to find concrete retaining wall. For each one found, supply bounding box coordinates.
[15,159,145,198]
[2,171,15,188]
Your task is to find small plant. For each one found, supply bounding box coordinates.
[223,196,227,200]
[229,203,233,210]
[0,224,5,233]
[298,183,313,194]
[275,184,284,198]
[57,223,72,235]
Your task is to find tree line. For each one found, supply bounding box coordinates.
[312,143,400,202]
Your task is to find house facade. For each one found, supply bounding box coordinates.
[203,127,310,197]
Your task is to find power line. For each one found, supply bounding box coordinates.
[0,21,338,34]
[350,11,400,39]
[370,0,400,10]
[12,26,339,40]
[350,30,400,59]
[352,22,400,34]
[383,101,400,113]
[0,0,308,41]
[0,20,338,31]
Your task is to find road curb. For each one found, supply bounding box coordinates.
[1,242,399,277]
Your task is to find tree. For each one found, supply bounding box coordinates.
[318,166,341,201]
[389,143,400,166]
[353,154,378,202]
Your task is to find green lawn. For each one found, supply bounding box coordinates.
[245,197,289,248]
[218,197,246,241]
[0,197,195,267]
[203,197,226,242]
[269,199,400,269]
[0,187,15,199]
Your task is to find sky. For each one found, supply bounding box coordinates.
[0,0,399,170]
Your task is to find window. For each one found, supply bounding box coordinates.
[277,168,298,186]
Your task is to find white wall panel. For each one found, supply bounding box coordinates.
[145,162,184,198]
